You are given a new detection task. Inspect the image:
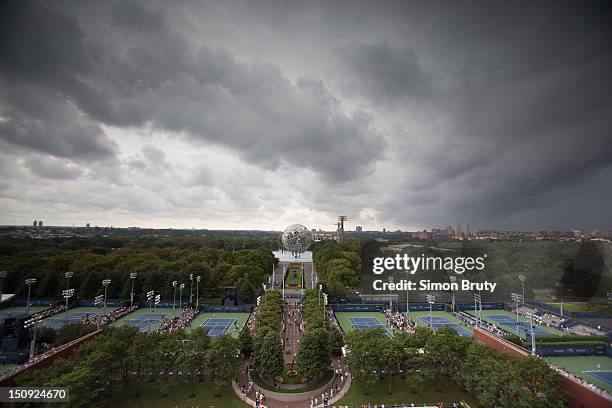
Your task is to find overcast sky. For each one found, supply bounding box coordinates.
[1,0,611,231]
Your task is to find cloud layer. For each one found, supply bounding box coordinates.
[1,0,611,231]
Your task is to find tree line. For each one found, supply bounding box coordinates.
[313,240,362,300]
[16,326,241,406]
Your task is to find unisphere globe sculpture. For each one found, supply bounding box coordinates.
[281,224,313,254]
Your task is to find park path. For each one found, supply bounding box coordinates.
[235,298,352,407]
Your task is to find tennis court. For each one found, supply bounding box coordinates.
[546,356,612,393]
[468,309,564,336]
[201,318,236,336]
[189,312,249,337]
[335,311,390,336]
[417,316,472,337]
[410,311,473,337]
[42,307,117,329]
[124,312,166,332]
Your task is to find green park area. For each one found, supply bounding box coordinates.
[284,263,302,288]
[110,307,183,332]
[188,312,250,337]
[545,356,612,393]
[338,376,479,407]
[334,311,389,335]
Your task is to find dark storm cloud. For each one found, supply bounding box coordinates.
[0,0,611,230]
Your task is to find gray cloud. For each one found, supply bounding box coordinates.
[0,0,610,231]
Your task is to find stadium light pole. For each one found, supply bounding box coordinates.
[147,290,154,312]
[189,274,194,306]
[405,279,410,322]
[510,292,523,336]
[318,284,322,307]
[179,283,185,309]
[130,273,138,308]
[196,275,201,309]
[479,289,483,322]
[65,271,74,291]
[555,282,564,318]
[426,294,435,329]
[102,279,111,315]
[94,295,104,330]
[322,293,328,320]
[172,281,178,309]
[449,276,457,312]
[155,293,160,312]
[62,288,75,323]
[24,316,42,362]
[25,278,37,314]
[282,265,286,299]
[0,270,7,303]
[473,292,482,327]
[518,274,526,306]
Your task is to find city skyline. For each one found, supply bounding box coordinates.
[1,1,611,232]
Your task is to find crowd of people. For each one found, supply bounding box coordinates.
[81,305,138,327]
[31,305,65,320]
[383,308,417,334]
[246,308,257,334]
[158,307,199,334]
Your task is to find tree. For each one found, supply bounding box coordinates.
[205,335,241,396]
[252,329,284,380]
[297,328,332,382]
[238,328,253,358]
[346,328,387,395]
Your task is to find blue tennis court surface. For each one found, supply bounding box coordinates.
[584,371,612,386]
[124,313,166,332]
[485,314,552,336]
[201,318,236,336]
[349,317,392,336]
[43,311,104,329]
[418,316,472,337]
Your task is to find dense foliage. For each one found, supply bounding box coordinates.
[313,240,362,299]
[346,326,567,407]
[16,326,241,405]
[0,236,276,302]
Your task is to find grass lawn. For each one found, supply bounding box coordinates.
[251,369,334,393]
[467,309,566,336]
[545,356,612,393]
[285,266,302,288]
[338,376,479,406]
[188,312,250,337]
[334,311,389,335]
[110,307,183,332]
[109,381,248,407]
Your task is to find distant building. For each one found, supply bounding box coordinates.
[38,220,43,228]
[382,228,386,233]
[86,223,91,228]
[454,225,462,238]
[464,224,471,239]
[356,226,363,232]
[33,220,37,227]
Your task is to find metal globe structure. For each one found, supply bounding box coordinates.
[281,224,313,254]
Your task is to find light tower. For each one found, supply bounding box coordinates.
[130,273,138,308]
[102,279,111,315]
[25,278,37,314]
[337,216,347,242]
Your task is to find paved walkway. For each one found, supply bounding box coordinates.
[234,296,351,407]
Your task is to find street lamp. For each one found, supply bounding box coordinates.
[510,292,523,336]
[147,290,155,312]
[130,273,138,308]
[518,275,526,305]
[65,271,74,291]
[179,283,185,309]
[25,278,37,314]
[102,279,111,315]
[426,294,435,329]
[62,288,75,323]
[24,316,42,362]
[0,270,7,303]
[449,276,457,312]
[196,275,201,309]
[172,281,178,309]
[318,284,322,306]
[554,282,564,318]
